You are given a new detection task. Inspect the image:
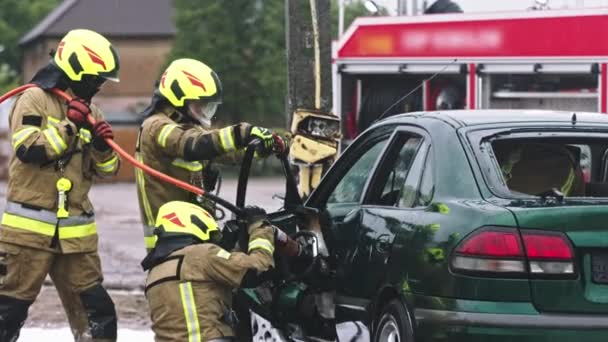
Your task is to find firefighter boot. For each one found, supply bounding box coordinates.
[50,252,117,341]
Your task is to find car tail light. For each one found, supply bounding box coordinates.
[456,231,523,257]
[522,231,575,275]
[451,227,575,277]
[452,228,526,274]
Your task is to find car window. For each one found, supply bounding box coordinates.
[374,136,422,206]
[326,138,389,206]
[477,134,608,199]
[398,143,429,208]
[492,140,591,197]
[415,148,434,207]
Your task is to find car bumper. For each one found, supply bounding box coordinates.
[413,304,608,341]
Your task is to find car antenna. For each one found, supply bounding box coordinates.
[374,58,459,123]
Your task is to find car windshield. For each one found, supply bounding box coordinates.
[483,134,608,199]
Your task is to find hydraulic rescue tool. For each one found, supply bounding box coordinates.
[286,0,339,199]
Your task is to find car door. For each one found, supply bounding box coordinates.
[308,125,395,222]
[329,127,433,321]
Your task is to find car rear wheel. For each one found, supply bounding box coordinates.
[374,299,414,342]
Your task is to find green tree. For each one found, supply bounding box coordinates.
[171,0,286,127]
[330,0,389,39]
[0,0,60,93]
[170,0,386,126]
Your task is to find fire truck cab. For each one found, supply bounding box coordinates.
[333,8,608,143]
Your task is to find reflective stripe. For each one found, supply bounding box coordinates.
[248,238,274,254]
[4,201,95,226]
[157,124,178,148]
[2,201,97,239]
[42,126,67,155]
[219,127,236,152]
[561,167,576,196]
[144,235,158,249]
[47,116,61,127]
[96,155,118,173]
[59,223,97,239]
[11,127,40,148]
[143,224,157,249]
[135,153,155,226]
[79,128,92,143]
[1,213,96,238]
[179,282,201,342]
[171,158,203,172]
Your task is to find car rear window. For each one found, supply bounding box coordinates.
[482,134,608,199]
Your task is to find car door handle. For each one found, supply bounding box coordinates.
[375,234,392,254]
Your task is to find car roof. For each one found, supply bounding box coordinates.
[381,109,608,128]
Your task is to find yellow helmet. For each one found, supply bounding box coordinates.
[53,29,120,82]
[155,201,220,243]
[158,58,223,110]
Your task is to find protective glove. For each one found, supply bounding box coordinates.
[92,120,114,151]
[243,206,268,234]
[67,98,91,128]
[249,126,274,158]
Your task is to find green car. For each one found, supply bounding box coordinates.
[245,110,608,341]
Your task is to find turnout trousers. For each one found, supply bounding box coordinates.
[0,241,117,342]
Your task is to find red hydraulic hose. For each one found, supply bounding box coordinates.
[0,84,36,104]
[50,87,206,196]
[1,83,205,197]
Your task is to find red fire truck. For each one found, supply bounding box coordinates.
[333,8,608,143]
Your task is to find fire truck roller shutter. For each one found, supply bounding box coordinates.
[358,76,423,133]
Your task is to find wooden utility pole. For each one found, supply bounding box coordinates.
[285,0,339,199]
[285,0,332,119]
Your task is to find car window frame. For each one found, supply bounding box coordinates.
[363,125,434,208]
[306,124,396,208]
[363,131,423,205]
[415,146,435,207]
[398,142,432,208]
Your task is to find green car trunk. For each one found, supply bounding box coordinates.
[507,203,608,314]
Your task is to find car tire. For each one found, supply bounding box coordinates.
[373,299,414,342]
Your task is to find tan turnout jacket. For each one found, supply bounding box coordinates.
[0,87,120,253]
[145,222,275,341]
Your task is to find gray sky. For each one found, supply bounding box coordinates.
[375,0,608,13]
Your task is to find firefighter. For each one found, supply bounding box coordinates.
[435,85,464,110]
[493,142,585,196]
[142,201,276,342]
[136,58,284,252]
[424,0,463,14]
[0,29,120,341]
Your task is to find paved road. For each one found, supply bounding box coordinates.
[0,177,285,289]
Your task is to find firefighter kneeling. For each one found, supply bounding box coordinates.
[142,201,276,342]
